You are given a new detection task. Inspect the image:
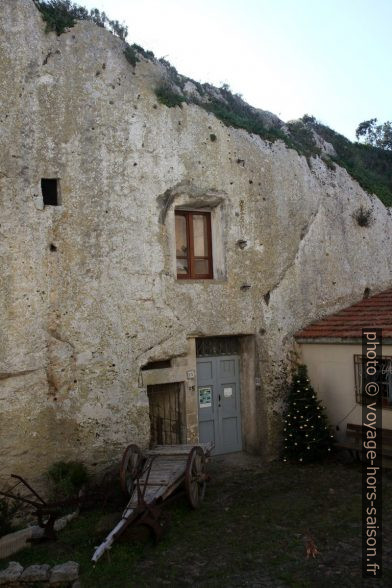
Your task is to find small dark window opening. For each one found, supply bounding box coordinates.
[41,178,59,206]
[142,359,171,371]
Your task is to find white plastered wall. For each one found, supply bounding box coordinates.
[297,342,392,441]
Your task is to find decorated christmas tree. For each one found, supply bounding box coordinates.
[282,364,334,463]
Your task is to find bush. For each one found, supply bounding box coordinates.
[46,461,89,500]
[155,84,185,108]
[130,44,155,61]
[158,59,185,89]
[321,154,336,170]
[34,0,128,39]
[353,205,373,227]
[0,497,19,537]
[203,98,287,144]
[124,44,139,67]
[34,0,80,34]
[286,120,321,159]
[301,116,392,207]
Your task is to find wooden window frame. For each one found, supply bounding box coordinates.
[175,210,213,279]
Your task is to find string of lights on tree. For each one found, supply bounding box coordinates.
[282,365,334,463]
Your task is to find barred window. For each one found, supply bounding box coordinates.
[354,355,392,407]
[196,336,240,357]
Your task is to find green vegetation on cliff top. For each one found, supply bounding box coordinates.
[34,0,392,207]
[303,116,392,207]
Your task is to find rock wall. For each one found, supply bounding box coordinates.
[1,0,392,486]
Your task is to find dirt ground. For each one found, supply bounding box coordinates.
[1,454,391,587]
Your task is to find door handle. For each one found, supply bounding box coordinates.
[218,393,221,407]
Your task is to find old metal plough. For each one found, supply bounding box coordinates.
[0,474,83,540]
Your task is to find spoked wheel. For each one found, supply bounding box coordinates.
[120,444,143,495]
[185,446,207,509]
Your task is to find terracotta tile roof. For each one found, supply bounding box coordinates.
[295,288,392,340]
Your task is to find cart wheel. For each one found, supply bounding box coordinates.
[185,446,207,509]
[120,444,143,495]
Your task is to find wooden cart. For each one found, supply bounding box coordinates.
[92,443,212,563]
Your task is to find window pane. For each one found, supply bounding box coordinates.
[194,259,209,275]
[176,258,189,275]
[192,215,208,257]
[176,215,188,256]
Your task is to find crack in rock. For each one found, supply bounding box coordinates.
[269,202,322,296]
[0,368,44,380]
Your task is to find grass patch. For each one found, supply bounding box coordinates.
[202,98,287,144]
[1,460,391,587]
[198,85,289,146]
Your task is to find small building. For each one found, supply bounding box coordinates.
[295,289,392,440]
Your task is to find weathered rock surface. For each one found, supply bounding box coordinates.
[1,0,392,483]
[0,561,23,584]
[20,564,50,583]
[0,561,79,586]
[49,562,79,585]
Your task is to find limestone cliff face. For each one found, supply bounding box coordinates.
[1,0,392,484]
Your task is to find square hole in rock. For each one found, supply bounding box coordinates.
[41,178,60,206]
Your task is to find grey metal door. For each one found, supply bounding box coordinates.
[197,355,242,454]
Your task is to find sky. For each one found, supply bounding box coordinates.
[81,0,392,141]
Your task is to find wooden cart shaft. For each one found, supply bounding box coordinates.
[91,443,212,564]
